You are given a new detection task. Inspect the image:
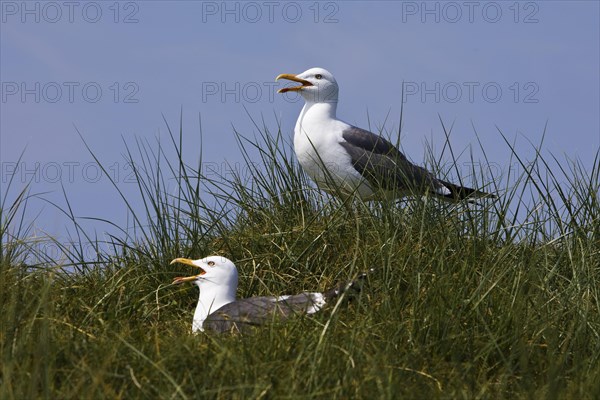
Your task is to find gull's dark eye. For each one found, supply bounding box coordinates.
[315,74,322,80]
[207,261,215,266]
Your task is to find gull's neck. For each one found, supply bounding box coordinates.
[193,282,236,333]
[298,101,338,124]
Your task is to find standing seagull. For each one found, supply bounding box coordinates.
[276,67,493,201]
[171,256,369,334]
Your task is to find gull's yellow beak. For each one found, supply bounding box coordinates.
[171,258,206,285]
[276,73,313,93]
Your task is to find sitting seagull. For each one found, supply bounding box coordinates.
[276,67,493,201]
[171,256,369,334]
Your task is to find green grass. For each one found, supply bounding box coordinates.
[1,117,599,399]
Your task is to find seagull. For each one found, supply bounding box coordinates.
[276,67,494,201]
[171,256,369,334]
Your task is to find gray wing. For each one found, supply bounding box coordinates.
[204,294,324,334]
[340,126,490,200]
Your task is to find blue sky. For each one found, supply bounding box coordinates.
[1,1,599,247]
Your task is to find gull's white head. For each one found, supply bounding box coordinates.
[171,255,238,333]
[171,255,238,290]
[276,67,338,104]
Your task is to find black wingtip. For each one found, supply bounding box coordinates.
[323,268,376,301]
[438,181,497,203]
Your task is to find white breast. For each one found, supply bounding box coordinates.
[293,105,376,199]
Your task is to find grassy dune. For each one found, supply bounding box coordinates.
[1,120,599,399]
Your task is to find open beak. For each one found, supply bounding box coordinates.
[276,73,313,93]
[171,258,206,285]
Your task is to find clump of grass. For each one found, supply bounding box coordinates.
[1,115,599,399]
